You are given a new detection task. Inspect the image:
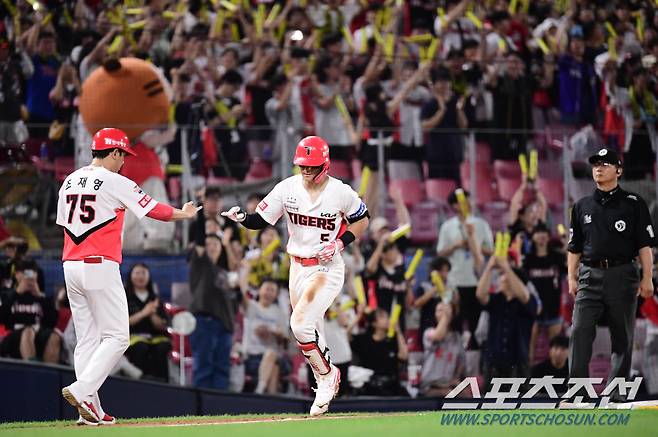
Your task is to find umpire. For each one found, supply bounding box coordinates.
[567,148,655,398]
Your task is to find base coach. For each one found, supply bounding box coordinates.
[567,148,655,399]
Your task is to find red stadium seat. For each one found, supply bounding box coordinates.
[425,179,457,203]
[328,159,352,181]
[410,202,440,244]
[497,176,522,202]
[493,159,523,179]
[538,177,565,207]
[54,157,74,183]
[351,159,362,181]
[480,202,510,232]
[388,179,425,207]
[244,158,272,181]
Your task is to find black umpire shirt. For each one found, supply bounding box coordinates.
[567,186,656,260]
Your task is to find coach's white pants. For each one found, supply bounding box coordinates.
[64,259,130,402]
[289,256,345,377]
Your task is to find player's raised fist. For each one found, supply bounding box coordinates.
[221,206,246,222]
[315,239,344,263]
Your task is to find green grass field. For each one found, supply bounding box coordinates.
[1,410,657,437]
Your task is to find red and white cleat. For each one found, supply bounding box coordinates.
[61,387,100,425]
[78,413,116,426]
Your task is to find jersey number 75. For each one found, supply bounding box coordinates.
[66,194,97,224]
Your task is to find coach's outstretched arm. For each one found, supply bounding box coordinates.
[146,201,202,221]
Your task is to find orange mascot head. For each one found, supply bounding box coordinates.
[79,58,170,140]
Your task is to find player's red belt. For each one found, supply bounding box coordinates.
[291,256,320,267]
[83,256,103,264]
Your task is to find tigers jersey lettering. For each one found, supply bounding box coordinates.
[257,175,366,258]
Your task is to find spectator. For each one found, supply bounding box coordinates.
[414,256,457,342]
[421,67,468,185]
[323,293,356,397]
[364,231,413,329]
[125,263,171,382]
[0,236,44,292]
[188,185,239,246]
[206,69,248,181]
[48,59,81,157]
[507,180,548,256]
[361,187,411,261]
[0,260,60,363]
[420,302,464,397]
[476,255,540,389]
[25,31,61,141]
[623,66,657,179]
[189,233,240,390]
[265,72,304,176]
[523,222,566,362]
[436,189,493,346]
[487,51,542,160]
[531,335,569,394]
[0,35,31,145]
[557,26,597,127]
[242,278,289,394]
[241,226,288,297]
[350,308,408,396]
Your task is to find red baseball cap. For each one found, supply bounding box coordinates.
[91,128,137,156]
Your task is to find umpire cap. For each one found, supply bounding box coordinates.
[588,148,622,166]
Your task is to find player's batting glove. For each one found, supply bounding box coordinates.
[221,206,246,223]
[315,239,345,263]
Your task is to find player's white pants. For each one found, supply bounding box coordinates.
[288,255,345,378]
[63,259,130,402]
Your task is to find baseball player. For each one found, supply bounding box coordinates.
[222,136,369,415]
[56,128,199,425]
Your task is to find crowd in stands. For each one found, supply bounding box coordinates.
[2,0,658,398]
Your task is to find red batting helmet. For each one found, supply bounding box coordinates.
[91,128,137,156]
[293,136,330,182]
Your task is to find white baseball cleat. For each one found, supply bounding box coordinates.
[62,387,100,425]
[310,364,340,417]
[77,413,116,426]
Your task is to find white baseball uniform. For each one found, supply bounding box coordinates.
[56,165,157,413]
[256,174,368,376]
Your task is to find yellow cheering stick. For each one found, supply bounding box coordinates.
[335,95,350,121]
[431,270,446,299]
[220,0,237,12]
[254,3,265,38]
[2,0,16,16]
[557,224,566,237]
[508,0,518,14]
[341,26,353,48]
[518,153,528,178]
[608,36,617,61]
[358,166,371,197]
[494,232,504,258]
[387,303,402,338]
[636,13,644,42]
[128,20,146,30]
[521,0,530,14]
[41,13,53,26]
[261,237,281,258]
[528,149,538,181]
[340,300,356,312]
[405,249,424,281]
[359,28,368,54]
[373,27,385,47]
[389,223,411,242]
[107,35,124,54]
[354,276,366,306]
[403,33,433,43]
[213,10,225,36]
[126,8,143,15]
[502,232,511,255]
[426,37,439,63]
[264,3,281,27]
[437,8,446,27]
[466,12,482,30]
[535,37,550,55]
[605,21,617,38]
[455,188,470,218]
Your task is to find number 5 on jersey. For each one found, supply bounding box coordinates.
[66,194,97,224]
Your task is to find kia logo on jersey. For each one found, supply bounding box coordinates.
[287,211,336,230]
[320,212,337,218]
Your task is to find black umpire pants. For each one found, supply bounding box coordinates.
[569,263,639,395]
